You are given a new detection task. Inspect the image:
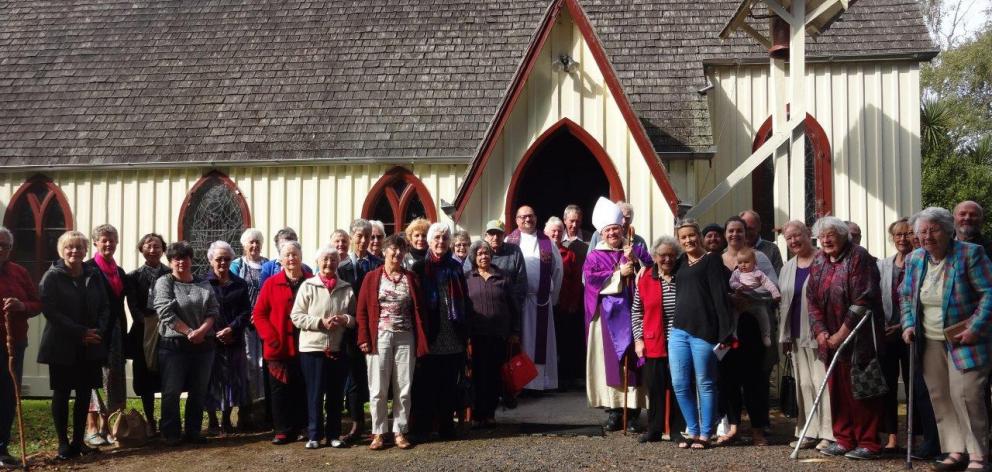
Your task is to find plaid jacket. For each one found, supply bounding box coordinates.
[900,240,992,370]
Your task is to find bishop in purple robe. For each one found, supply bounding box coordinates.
[583,197,653,431]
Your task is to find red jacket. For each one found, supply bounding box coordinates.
[0,262,43,344]
[253,271,313,360]
[356,266,429,358]
[636,268,669,358]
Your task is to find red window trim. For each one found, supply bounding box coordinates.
[751,113,833,221]
[3,174,75,281]
[361,167,438,233]
[177,170,252,241]
[504,117,626,232]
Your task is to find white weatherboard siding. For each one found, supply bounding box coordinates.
[0,163,464,396]
[459,11,678,244]
[696,61,922,259]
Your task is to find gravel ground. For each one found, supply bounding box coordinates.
[30,413,920,471]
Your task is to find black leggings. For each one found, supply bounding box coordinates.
[52,388,91,446]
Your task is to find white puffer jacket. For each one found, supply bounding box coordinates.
[290,277,355,353]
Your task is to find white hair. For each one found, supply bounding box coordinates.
[279,240,302,257]
[652,236,682,258]
[0,226,12,244]
[369,220,386,234]
[426,222,451,243]
[313,243,340,264]
[913,207,955,236]
[239,228,264,247]
[545,216,565,231]
[811,216,850,241]
[207,240,235,261]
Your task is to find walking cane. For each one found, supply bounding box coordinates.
[790,311,872,460]
[622,352,629,435]
[906,339,915,470]
[4,307,28,470]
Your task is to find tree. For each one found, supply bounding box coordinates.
[921,26,992,145]
[920,98,992,235]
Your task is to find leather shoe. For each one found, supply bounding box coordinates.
[932,457,968,472]
[604,410,622,432]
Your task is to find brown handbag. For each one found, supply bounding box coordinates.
[109,409,149,448]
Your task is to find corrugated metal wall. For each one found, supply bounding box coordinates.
[697,61,922,258]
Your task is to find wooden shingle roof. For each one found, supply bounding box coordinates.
[0,0,935,168]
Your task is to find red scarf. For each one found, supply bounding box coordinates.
[319,273,338,292]
[94,253,124,297]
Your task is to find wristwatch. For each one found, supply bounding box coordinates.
[185,328,194,336]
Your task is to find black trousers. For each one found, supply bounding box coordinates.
[471,335,506,421]
[411,353,464,436]
[51,388,90,449]
[880,335,910,434]
[554,308,585,384]
[643,357,686,437]
[268,358,307,437]
[299,352,348,442]
[718,314,770,429]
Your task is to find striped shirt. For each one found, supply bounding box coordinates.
[632,276,675,341]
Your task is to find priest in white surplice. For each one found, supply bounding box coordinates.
[504,205,563,391]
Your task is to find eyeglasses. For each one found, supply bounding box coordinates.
[516,214,536,220]
[0,243,11,250]
[370,235,384,240]
[892,232,914,239]
[213,257,232,262]
[918,228,943,236]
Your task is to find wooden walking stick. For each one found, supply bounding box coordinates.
[622,352,629,435]
[4,307,28,470]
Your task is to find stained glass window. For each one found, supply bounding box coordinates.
[3,176,73,282]
[180,172,250,277]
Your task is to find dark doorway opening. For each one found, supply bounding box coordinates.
[509,129,612,234]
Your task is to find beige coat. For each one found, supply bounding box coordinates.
[290,276,355,353]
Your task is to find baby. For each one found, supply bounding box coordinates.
[729,247,781,346]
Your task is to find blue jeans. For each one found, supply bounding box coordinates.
[159,339,215,440]
[0,343,25,454]
[668,328,719,438]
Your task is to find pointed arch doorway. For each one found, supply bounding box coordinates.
[506,119,625,232]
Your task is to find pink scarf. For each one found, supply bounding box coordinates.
[318,274,338,292]
[94,253,124,297]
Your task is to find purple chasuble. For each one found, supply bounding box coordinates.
[505,229,555,364]
[582,244,652,387]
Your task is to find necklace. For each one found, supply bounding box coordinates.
[687,252,704,266]
[384,269,403,284]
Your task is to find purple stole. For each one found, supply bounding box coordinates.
[505,229,554,364]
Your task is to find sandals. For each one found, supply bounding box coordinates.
[368,434,385,451]
[394,434,412,450]
[690,438,711,450]
[678,439,692,449]
[715,434,738,446]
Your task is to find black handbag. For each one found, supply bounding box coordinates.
[850,312,889,400]
[780,352,799,418]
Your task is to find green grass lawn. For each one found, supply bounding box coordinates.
[14,396,180,457]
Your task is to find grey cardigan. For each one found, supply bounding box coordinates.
[153,274,219,339]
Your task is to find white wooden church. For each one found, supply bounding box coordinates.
[0,0,934,394]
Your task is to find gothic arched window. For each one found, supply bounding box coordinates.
[751,113,833,237]
[361,167,437,235]
[178,171,251,277]
[3,175,74,282]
